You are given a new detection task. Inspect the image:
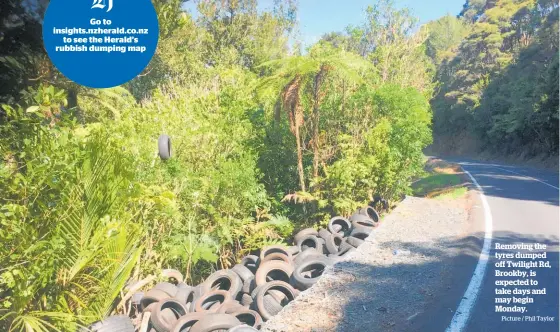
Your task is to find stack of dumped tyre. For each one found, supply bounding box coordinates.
[83,206,381,332]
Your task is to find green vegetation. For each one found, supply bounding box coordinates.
[435,187,468,200]
[0,0,556,330]
[411,159,469,198]
[430,0,559,158]
[412,174,463,196]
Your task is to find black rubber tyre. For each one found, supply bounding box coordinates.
[141,289,171,311]
[232,264,254,283]
[174,287,195,311]
[190,285,205,312]
[259,245,292,264]
[346,236,365,248]
[287,245,299,256]
[266,289,288,303]
[240,255,259,274]
[317,228,331,241]
[217,300,245,314]
[170,312,207,332]
[293,228,318,243]
[327,254,343,264]
[194,289,232,313]
[260,252,292,265]
[262,294,283,316]
[358,206,380,223]
[241,293,253,307]
[150,299,188,332]
[324,233,344,255]
[254,260,293,286]
[83,316,135,332]
[350,227,372,238]
[337,241,354,255]
[328,216,352,237]
[162,269,184,283]
[250,284,262,299]
[177,282,190,290]
[291,256,330,290]
[254,281,297,321]
[340,247,356,257]
[296,234,322,252]
[293,248,322,266]
[233,310,263,329]
[242,276,256,294]
[349,213,376,226]
[154,282,179,297]
[189,313,242,332]
[158,134,172,160]
[201,269,243,299]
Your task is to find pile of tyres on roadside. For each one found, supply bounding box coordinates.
[83,205,381,332]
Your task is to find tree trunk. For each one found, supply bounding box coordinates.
[294,122,306,192]
[312,105,319,179]
[312,65,327,179]
[67,87,84,124]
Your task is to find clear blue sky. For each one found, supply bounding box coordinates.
[184,0,466,47]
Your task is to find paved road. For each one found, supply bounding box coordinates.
[447,159,559,332]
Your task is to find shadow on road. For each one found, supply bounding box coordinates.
[332,232,559,332]
[473,172,558,206]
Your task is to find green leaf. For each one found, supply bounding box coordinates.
[26,106,40,113]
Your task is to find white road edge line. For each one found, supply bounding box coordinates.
[445,170,494,332]
[492,166,559,190]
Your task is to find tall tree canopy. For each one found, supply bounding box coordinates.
[430,0,559,157]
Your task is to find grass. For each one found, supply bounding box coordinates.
[411,158,470,199]
[434,187,468,200]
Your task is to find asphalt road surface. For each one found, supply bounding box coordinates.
[446,159,559,332]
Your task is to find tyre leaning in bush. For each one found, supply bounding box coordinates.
[158,134,172,160]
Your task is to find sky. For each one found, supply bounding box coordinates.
[184,0,466,47]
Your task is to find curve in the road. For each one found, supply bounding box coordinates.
[447,160,559,332]
[446,170,494,332]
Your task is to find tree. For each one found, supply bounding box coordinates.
[319,0,435,96]
[431,0,559,157]
[424,14,470,64]
[258,45,371,192]
[459,0,489,23]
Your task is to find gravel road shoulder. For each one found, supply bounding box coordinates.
[263,191,478,332]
